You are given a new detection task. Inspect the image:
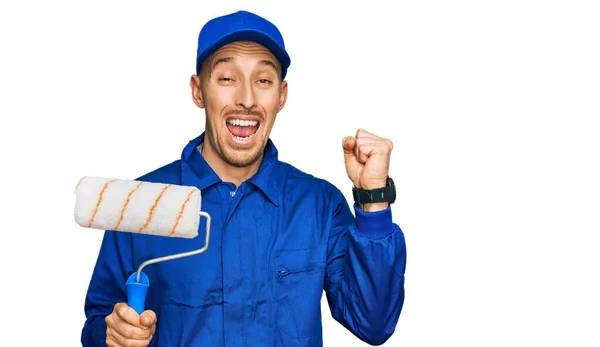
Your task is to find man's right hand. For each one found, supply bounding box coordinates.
[105,303,156,347]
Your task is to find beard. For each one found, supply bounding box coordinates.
[205,120,265,168]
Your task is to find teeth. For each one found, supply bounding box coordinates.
[233,134,254,142]
[227,119,258,127]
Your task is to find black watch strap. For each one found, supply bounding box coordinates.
[352,176,396,204]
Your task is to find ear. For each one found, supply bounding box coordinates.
[190,75,205,109]
[277,80,288,113]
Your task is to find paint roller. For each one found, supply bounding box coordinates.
[73,176,211,314]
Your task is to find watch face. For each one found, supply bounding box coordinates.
[387,176,396,204]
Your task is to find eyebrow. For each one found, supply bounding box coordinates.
[211,57,233,70]
[258,60,279,75]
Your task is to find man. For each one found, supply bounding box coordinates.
[81,10,406,347]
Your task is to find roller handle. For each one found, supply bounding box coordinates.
[126,272,149,314]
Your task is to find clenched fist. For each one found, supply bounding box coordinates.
[342,128,393,212]
[105,303,156,347]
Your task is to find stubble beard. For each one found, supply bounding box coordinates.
[205,121,264,168]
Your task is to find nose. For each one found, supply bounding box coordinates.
[235,79,256,110]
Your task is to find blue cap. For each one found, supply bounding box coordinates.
[195,10,291,80]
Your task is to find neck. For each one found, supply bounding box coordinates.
[200,142,263,187]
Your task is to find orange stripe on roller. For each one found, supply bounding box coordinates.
[138,184,172,233]
[75,176,88,191]
[113,181,144,230]
[169,189,196,236]
[87,179,118,228]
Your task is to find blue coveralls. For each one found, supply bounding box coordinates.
[81,133,406,346]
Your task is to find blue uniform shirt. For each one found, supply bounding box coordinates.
[81,133,406,346]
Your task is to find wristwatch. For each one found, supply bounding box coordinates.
[352,176,396,205]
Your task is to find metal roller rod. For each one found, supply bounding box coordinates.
[135,211,212,282]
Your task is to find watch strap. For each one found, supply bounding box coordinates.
[352,177,396,204]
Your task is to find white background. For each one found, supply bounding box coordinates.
[1,0,599,346]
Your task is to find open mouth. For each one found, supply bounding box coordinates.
[226,118,260,143]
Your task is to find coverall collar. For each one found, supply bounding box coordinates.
[181,132,281,206]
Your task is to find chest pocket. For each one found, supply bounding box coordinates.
[153,257,220,309]
[273,245,327,339]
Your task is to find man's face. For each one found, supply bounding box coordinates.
[191,41,288,168]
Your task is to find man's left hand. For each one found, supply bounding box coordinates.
[342,129,393,212]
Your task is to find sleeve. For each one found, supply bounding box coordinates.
[80,229,134,347]
[324,188,407,346]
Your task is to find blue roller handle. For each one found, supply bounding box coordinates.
[126,272,149,314]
